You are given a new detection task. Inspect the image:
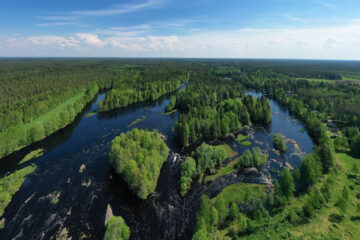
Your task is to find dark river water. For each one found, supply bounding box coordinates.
[0,87,314,240]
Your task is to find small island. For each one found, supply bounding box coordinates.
[104,216,130,240]
[109,128,169,199]
[273,133,287,153]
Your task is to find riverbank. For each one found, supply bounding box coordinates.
[0,87,97,160]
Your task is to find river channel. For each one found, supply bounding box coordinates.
[0,87,314,240]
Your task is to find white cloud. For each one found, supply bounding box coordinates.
[36,22,74,27]
[38,15,80,21]
[321,2,336,9]
[283,14,328,23]
[71,0,165,17]
[27,35,79,48]
[76,33,104,47]
[1,21,360,59]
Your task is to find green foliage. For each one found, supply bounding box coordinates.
[0,164,37,217]
[280,168,295,198]
[315,142,335,173]
[50,191,61,205]
[235,147,267,169]
[204,157,240,183]
[292,167,300,183]
[351,134,360,157]
[174,76,271,147]
[193,183,265,239]
[0,58,110,159]
[329,214,344,223]
[300,154,322,190]
[0,86,98,159]
[236,134,248,141]
[238,140,252,146]
[352,163,360,174]
[273,134,287,153]
[109,128,169,199]
[211,207,219,226]
[193,143,227,174]
[165,96,177,112]
[192,229,208,240]
[228,203,239,221]
[334,137,349,152]
[18,148,44,165]
[99,71,185,111]
[104,216,130,240]
[179,157,197,196]
[180,144,237,195]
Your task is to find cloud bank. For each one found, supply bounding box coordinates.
[1,21,360,59]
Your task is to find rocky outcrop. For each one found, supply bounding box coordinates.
[104,204,114,226]
[79,164,86,173]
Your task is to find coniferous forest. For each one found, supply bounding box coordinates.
[1,59,360,240]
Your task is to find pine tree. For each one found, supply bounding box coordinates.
[280,168,295,198]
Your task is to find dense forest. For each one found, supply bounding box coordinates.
[0,60,189,159]
[98,67,188,111]
[0,60,114,158]
[1,59,360,240]
[234,70,360,157]
[109,128,169,199]
[169,74,271,148]
[191,62,360,239]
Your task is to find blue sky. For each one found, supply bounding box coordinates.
[1,0,360,59]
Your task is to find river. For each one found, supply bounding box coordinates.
[0,87,314,240]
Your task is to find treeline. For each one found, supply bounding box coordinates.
[0,59,117,158]
[0,83,99,158]
[109,128,169,199]
[236,71,360,134]
[170,75,271,147]
[0,60,113,130]
[98,68,188,111]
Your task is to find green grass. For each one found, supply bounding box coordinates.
[342,76,360,81]
[24,91,85,130]
[104,216,130,240]
[238,140,252,146]
[336,153,359,172]
[0,164,37,217]
[162,109,177,115]
[85,111,97,118]
[294,77,335,83]
[200,152,360,239]
[126,117,146,128]
[211,182,265,205]
[204,158,240,183]
[238,153,360,240]
[18,148,44,165]
[214,144,238,159]
[236,134,249,141]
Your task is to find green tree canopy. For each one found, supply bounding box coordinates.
[109,128,169,199]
